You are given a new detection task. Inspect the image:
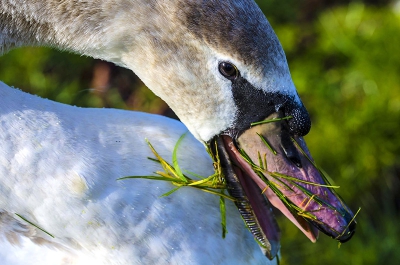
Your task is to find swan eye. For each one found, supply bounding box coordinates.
[218,62,238,80]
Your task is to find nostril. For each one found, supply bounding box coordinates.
[280,129,302,168]
[288,154,302,168]
[281,145,302,168]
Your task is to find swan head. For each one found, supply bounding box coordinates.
[115,1,308,142]
[101,0,356,259]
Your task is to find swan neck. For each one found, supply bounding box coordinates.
[0,0,132,62]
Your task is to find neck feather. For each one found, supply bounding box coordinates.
[1,0,147,63]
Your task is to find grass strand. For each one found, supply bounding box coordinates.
[118,133,233,238]
[15,213,55,238]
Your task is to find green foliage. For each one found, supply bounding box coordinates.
[1,2,399,265]
[273,4,400,265]
[255,0,300,23]
[0,48,95,106]
[0,47,165,112]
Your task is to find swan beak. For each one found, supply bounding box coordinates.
[216,112,356,260]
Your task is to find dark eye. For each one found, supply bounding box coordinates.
[218,62,238,80]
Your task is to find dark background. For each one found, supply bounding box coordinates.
[1,1,399,264]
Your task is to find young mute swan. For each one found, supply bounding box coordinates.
[0,0,356,264]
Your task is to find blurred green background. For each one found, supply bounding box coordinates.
[0,0,399,264]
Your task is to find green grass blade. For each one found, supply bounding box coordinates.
[335,207,361,241]
[183,169,207,180]
[257,132,277,155]
[269,172,340,189]
[251,116,292,126]
[172,133,188,182]
[117,175,176,182]
[145,139,175,176]
[188,174,220,187]
[220,192,227,238]
[160,187,182,197]
[191,187,235,201]
[257,151,264,170]
[15,213,54,238]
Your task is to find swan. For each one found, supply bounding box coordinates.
[0,0,356,264]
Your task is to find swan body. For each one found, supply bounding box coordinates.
[0,0,356,263]
[0,82,274,264]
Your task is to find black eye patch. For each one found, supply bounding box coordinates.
[227,76,311,137]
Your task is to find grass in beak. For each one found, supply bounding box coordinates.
[290,137,360,217]
[290,137,335,187]
[118,133,234,238]
[15,213,55,238]
[257,151,268,171]
[257,133,277,155]
[250,116,293,126]
[238,137,343,224]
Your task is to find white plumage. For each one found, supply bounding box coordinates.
[0,82,276,264]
